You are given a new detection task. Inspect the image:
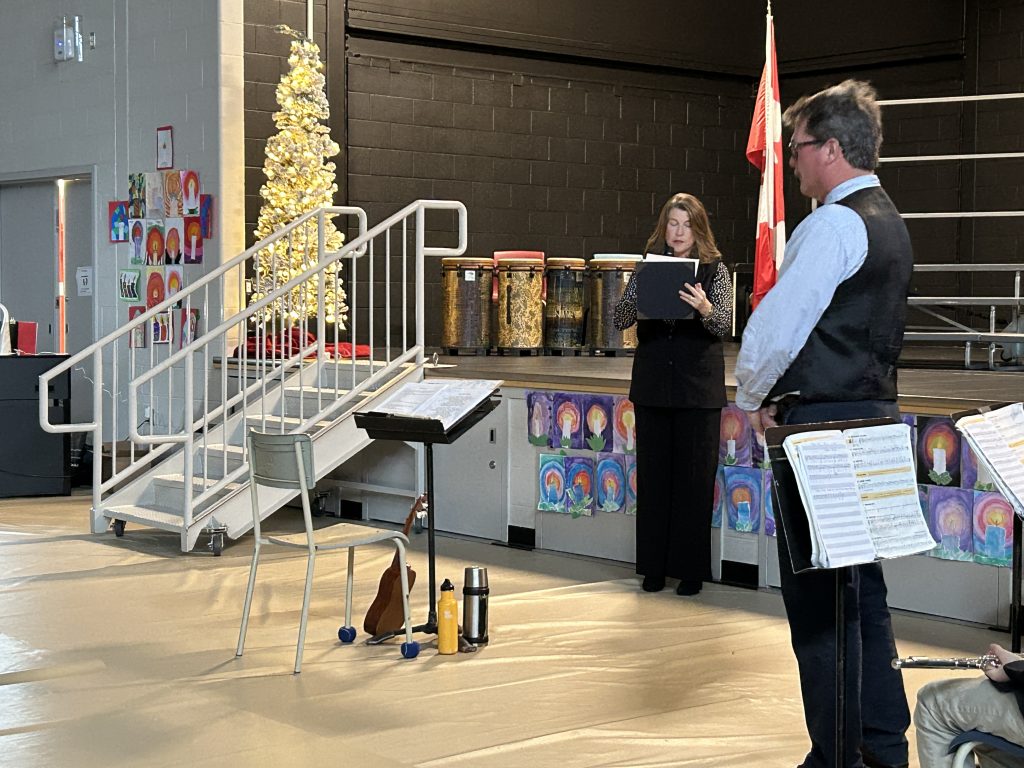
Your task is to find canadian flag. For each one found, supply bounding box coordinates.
[745,11,785,309]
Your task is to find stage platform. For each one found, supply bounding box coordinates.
[428,342,1022,415]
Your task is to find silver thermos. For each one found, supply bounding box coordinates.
[462,566,489,646]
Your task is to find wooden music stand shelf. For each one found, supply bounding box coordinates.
[354,394,500,646]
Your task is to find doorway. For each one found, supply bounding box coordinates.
[0,176,95,423]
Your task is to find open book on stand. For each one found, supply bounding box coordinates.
[365,378,501,432]
[955,402,1024,517]
[782,422,936,569]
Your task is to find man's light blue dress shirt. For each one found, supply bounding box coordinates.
[734,174,882,411]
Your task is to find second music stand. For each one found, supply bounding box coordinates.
[354,394,500,645]
[952,403,1023,653]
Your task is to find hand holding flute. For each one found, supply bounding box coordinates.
[893,643,1020,683]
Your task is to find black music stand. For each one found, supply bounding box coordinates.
[765,417,893,768]
[354,394,500,646]
[952,403,1023,653]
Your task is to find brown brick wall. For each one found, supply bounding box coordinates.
[244,0,329,241]
[344,47,759,343]
[243,0,1024,344]
[967,0,1024,302]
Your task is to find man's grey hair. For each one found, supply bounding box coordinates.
[783,79,883,171]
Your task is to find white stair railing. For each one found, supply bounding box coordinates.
[39,200,468,535]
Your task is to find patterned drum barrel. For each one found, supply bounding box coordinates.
[588,254,641,354]
[495,258,544,351]
[544,258,587,352]
[441,257,493,353]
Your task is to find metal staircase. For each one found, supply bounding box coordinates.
[39,200,467,552]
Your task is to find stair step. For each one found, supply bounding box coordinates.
[195,443,246,461]
[105,504,187,531]
[281,385,355,417]
[153,473,242,493]
[199,442,245,456]
[283,384,352,397]
[245,414,334,431]
[192,443,246,476]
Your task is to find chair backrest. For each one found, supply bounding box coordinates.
[247,430,316,491]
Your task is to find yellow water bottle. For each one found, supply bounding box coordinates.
[437,578,459,655]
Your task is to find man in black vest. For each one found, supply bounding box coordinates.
[735,80,913,768]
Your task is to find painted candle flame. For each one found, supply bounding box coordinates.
[531,401,545,437]
[621,406,635,450]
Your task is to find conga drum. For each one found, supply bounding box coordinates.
[544,257,587,353]
[588,254,641,354]
[495,258,544,353]
[441,257,493,354]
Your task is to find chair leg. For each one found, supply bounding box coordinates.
[395,539,415,646]
[344,547,355,628]
[294,549,316,674]
[236,544,261,657]
[953,742,979,768]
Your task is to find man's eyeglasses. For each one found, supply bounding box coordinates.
[788,138,825,155]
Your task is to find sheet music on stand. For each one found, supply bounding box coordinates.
[781,421,935,570]
[366,378,502,431]
[954,402,1024,518]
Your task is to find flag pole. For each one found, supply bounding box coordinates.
[764,3,775,272]
[746,0,785,307]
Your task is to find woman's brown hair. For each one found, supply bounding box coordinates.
[643,193,722,264]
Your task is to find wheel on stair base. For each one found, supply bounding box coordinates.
[338,626,357,643]
[209,532,224,556]
[112,520,126,537]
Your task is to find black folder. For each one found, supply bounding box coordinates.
[635,260,697,320]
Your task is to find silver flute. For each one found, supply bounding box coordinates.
[891,655,1001,671]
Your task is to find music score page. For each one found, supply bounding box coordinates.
[783,431,876,568]
[368,379,501,430]
[956,403,1024,516]
[844,424,936,558]
[783,423,935,568]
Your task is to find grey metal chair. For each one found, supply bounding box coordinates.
[236,430,420,673]
[949,729,1024,767]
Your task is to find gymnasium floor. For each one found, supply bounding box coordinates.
[0,491,1001,768]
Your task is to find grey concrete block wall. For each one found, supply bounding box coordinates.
[0,0,242,442]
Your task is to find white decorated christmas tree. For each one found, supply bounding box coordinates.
[249,25,348,329]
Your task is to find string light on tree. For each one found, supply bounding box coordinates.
[249,24,348,329]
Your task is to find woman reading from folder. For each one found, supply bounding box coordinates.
[614,193,733,595]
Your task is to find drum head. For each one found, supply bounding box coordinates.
[442,257,493,270]
[589,259,639,270]
[497,258,543,270]
[494,251,544,262]
[547,258,586,270]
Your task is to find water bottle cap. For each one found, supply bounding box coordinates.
[440,578,455,591]
[463,566,488,589]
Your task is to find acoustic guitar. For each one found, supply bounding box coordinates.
[363,494,425,636]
